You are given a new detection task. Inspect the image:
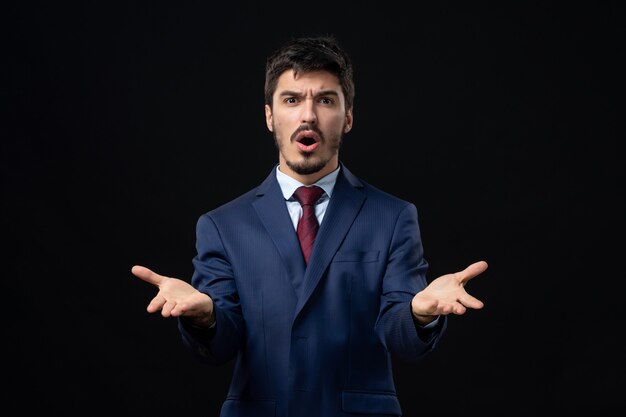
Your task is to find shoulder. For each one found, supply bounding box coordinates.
[341,164,414,210]
[198,167,278,219]
[205,187,259,218]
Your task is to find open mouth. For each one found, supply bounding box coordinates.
[295,131,320,152]
[299,136,316,146]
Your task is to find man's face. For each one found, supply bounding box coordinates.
[265,70,353,184]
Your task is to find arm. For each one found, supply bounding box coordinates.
[131,213,244,366]
[375,203,445,362]
[180,212,244,365]
[375,203,488,363]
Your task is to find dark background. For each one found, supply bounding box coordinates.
[4,1,623,415]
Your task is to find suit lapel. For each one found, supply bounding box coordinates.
[252,170,306,296]
[294,165,366,319]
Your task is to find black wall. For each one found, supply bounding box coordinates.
[5,2,623,415]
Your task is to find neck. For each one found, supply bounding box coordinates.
[278,160,339,185]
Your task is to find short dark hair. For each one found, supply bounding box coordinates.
[264,35,355,110]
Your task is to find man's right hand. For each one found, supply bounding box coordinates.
[131,265,215,327]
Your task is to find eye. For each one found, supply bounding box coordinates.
[319,97,335,105]
[284,97,299,104]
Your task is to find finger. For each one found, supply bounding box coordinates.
[170,302,189,317]
[459,292,484,310]
[161,299,179,317]
[458,260,488,285]
[147,294,166,313]
[412,297,439,316]
[451,303,467,315]
[434,301,471,316]
[131,265,166,287]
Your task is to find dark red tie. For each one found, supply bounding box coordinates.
[293,185,324,264]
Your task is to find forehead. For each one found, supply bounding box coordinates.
[275,69,342,93]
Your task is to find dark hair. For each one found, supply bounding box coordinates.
[264,35,355,110]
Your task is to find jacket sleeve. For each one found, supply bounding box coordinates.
[178,212,244,366]
[375,203,448,363]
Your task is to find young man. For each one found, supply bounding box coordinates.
[132,35,487,417]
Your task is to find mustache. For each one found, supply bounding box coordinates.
[290,124,324,142]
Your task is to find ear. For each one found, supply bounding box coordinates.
[265,104,273,132]
[343,108,353,133]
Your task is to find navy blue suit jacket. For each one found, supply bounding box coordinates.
[179,163,447,417]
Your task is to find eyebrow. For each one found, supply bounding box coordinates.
[278,89,340,98]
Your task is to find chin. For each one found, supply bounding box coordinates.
[287,156,327,176]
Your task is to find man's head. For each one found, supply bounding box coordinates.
[264,36,355,111]
[264,36,355,184]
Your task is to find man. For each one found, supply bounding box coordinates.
[132,35,487,417]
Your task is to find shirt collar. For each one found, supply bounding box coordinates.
[275,164,340,200]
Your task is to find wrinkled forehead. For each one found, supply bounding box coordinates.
[275,69,342,95]
[274,70,345,102]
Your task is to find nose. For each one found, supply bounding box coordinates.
[300,99,317,125]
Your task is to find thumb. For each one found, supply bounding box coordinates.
[131,265,165,287]
[459,260,488,285]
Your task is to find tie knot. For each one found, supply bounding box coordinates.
[293,185,324,206]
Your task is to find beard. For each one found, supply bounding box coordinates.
[273,122,344,176]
